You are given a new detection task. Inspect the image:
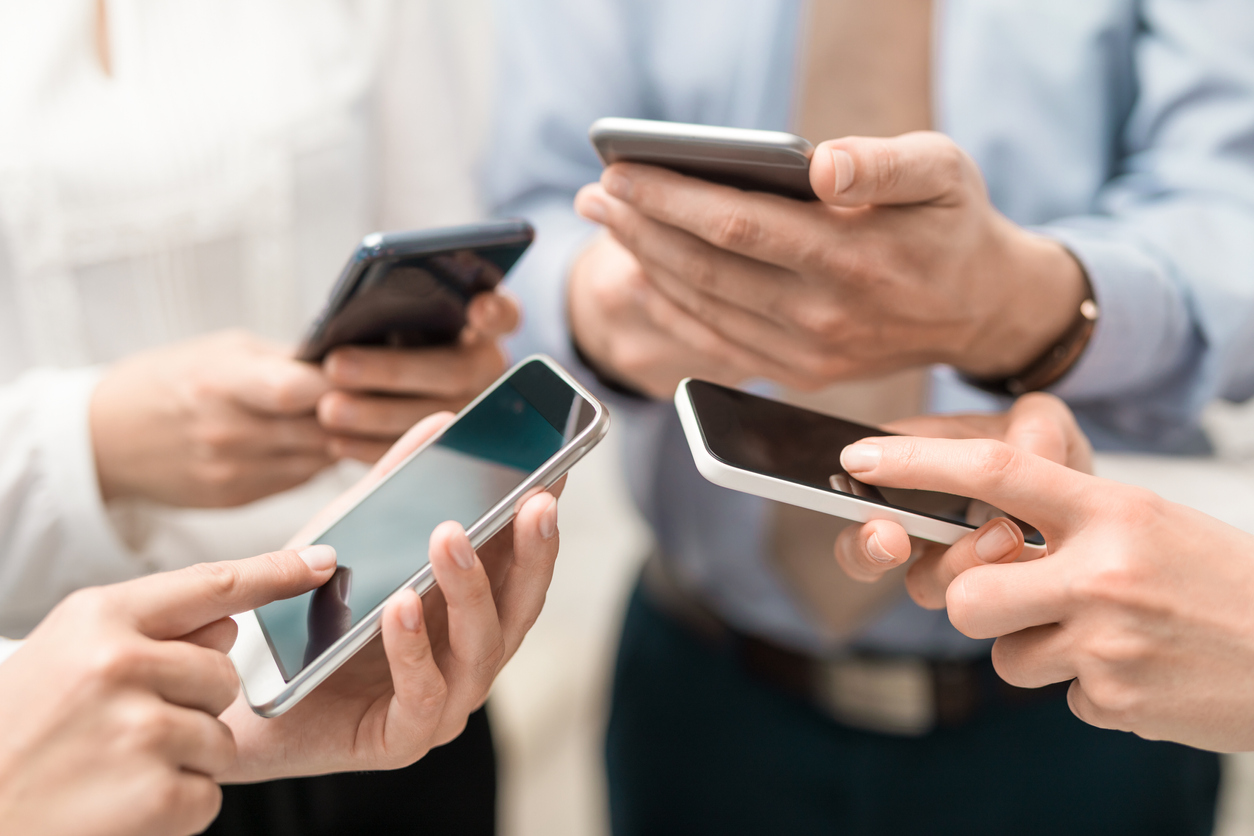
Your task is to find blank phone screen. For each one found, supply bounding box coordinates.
[256,360,596,681]
[686,380,1043,544]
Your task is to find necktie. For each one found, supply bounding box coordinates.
[768,0,935,640]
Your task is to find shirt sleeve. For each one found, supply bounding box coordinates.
[0,368,140,637]
[483,0,646,393]
[1037,0,1254,449]
[0,638,21,666]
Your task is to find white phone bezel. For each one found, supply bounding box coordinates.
[675,379,1046,553]
[231,355,609,717]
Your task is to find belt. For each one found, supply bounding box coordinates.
[641,553,1069,737]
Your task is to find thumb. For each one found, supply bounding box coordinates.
[117,547,338,639]
[809,131,978,207]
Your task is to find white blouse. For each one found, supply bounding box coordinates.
[0,0,494,635]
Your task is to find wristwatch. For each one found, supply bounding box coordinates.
[962,292,1100,397]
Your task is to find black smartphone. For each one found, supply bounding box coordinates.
[589,117,817,201]
[298,220,535,363]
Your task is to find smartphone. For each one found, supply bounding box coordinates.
[675,378,1045,550]
[231,356,609,716]
[297,220,535,363]
[589,117,817,201]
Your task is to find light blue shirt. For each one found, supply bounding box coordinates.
[485,0,1254,656]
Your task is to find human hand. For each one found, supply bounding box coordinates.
[830,393,1091,604]
[838,431,1254,752]
[219,414,563,781]
[573,131,1086,395]
[0,549,335,836]
[91,330,334,508]
[316,290,520,462]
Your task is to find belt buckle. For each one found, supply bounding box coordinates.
[816,657,935,737]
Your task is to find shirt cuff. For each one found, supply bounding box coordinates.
[33,368,138,581]
[1030,223,1194,403]
[0,638,22,666]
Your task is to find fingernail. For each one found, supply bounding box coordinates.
[866,533,897,565]
[840,442,882,473]
[539,496,558,540]
[974,521,1019,563]
[578,194,608,223]
[397,590,421,632]
[451,536,477,571]
[829,149,855,195]
[299,544,337,572]
[603,170,633,200]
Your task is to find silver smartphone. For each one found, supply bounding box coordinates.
[230,356,610,717]
[589,117,817,201]
[676,378,1045,551]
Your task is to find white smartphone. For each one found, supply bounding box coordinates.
[231,356,609,717]
[675,378,1046,551]
[589,117,817,201]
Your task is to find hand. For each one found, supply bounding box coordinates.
[830,393,1092,605]
[317,290,520,462]
[573,131,1086,395]
[219,414,563,781]
[0,550,335,836]
[837,432,1254,752]
[91,330,334,508]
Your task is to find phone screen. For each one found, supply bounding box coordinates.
[256,360,596,681]
[686,380,1043,545]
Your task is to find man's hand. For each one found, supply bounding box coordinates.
[219,414,564,782]
[830,393,1091,605]
[572,131,1086,396]
[0,549,335,836]
[317,291,520,462]
[836,431,1254,752]
[91,330,334,508]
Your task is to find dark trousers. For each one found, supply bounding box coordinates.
[607,583,1220,836]
[202,706,495,836]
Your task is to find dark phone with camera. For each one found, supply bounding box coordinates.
[298,220,534,363]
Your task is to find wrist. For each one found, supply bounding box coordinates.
[958,223,1089,380]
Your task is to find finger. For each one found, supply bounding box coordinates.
[596,162,827,271]
[465,290,521,339]
[323,342,503,398]
[125,641,241,715]
[426,522,505,705]
[1066,680,1128,733]
[193,413,331,458]
[904,519,1025,610]
[990,623,1078,689]
[329,436,392,464]
[118,547,338,639]
[160,773,225,836]
[180,617,238,654]
[832,519,911,583]
[576,184,801,325]
[882,412,1009,440]
[1003,392,1093,473]
[196,452,334,507]
[839,435,1093,531]
[491,492,560,659]
[945,556,1069,638]
[318,391,461,440]
[142,702,238,776]
[378,589,446,763]
[810,132,976,207]
[225,352,331,416]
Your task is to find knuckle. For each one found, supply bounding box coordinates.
[967,440,1020,484]
[791,304,845,343]
[87,640,148,686]
[197,459,242,490]
[710,206,761,250]
[186,560,246,604]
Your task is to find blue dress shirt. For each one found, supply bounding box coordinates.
[484,0,1254,656]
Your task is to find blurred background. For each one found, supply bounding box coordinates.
[5,1,1254,834]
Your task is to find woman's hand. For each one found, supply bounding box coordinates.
[0,550,334,836]
[219,414,564,781]
[838,432,1254,752]
[91,330,334,508]
[316,291,520,462]
[830,392,1091,606]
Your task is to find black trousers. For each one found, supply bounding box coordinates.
[202,706,495,836]
[607,583,1220,836]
